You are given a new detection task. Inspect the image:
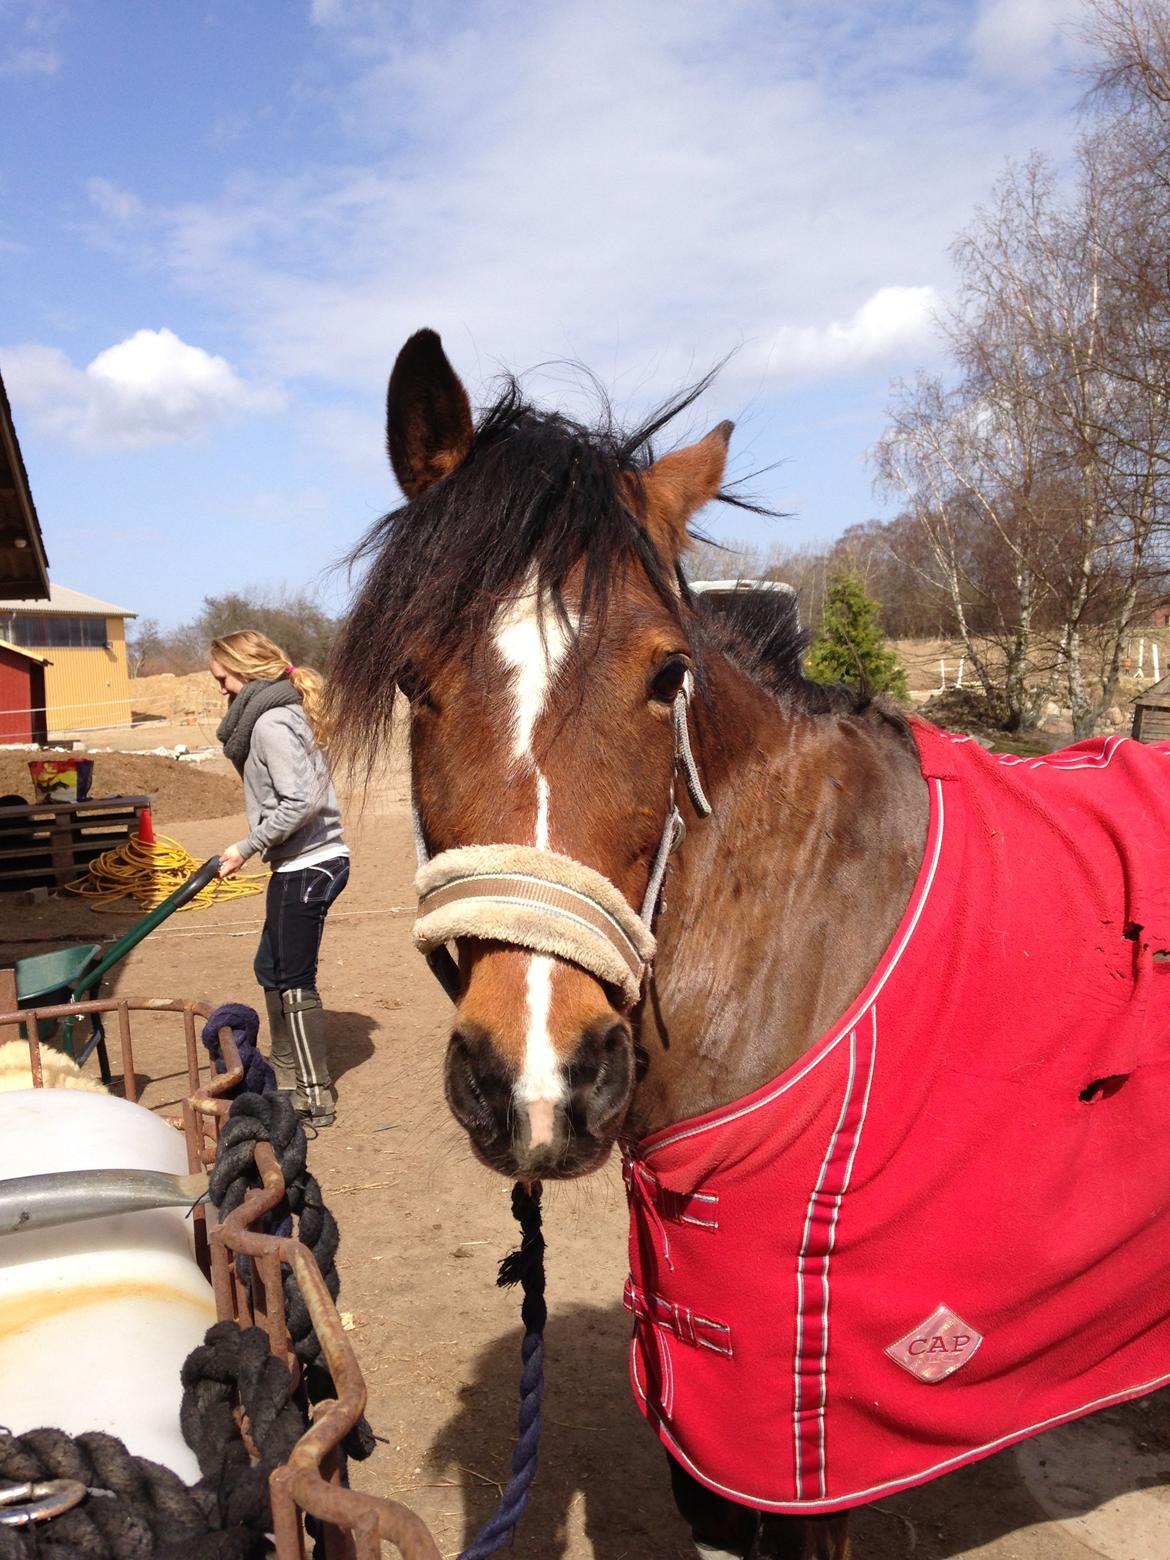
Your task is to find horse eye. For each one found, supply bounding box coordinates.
[397,668,431,706]
[649,657,689,705]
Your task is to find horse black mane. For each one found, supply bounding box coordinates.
[328,368,870,760]
[699,588,879,718]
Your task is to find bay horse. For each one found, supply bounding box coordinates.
[329,330,1170,1560]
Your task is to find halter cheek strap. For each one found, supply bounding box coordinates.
[638,675,711,925]
[411,688,711,1008]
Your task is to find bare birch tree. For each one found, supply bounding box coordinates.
[877,56,1170,737]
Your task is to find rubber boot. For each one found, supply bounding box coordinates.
[263,987,296,1099]
[281,987,336,1126]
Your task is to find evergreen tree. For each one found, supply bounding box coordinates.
[805,573,908,698]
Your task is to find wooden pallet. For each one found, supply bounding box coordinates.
[0,795,151,892]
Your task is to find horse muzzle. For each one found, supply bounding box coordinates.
[444,1012,636,1178]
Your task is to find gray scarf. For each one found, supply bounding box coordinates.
[217,676,301,773]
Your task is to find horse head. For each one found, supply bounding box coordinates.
[332,329,732,1178]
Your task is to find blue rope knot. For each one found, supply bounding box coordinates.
[201,1002,278,1097]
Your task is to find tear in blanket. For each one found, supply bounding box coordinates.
[624,725,1170,1514]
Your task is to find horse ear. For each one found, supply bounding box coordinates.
[633,421,734,559]
[386,329,474,500]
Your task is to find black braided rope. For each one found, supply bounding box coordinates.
[456,1181,546,1560]
[0,1321,301,1559]
[208,1092,337,1361]
[207,1091,375,1461]
[180,1321,305,1532]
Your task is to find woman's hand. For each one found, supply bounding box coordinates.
[218,846,246,878]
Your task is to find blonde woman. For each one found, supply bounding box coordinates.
[210,630,348,1127]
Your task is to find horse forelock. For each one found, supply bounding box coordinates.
[328,379,712,771]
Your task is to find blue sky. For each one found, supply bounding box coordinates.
[2,0,1092,628]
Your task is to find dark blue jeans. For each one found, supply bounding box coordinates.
[253,855,350,991]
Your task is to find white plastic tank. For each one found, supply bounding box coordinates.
[0,1089,217,1482]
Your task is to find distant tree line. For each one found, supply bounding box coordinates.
[874,0,1170,736]
[699,3,1170,737]
[684,528,962,642]
[128,587,338,677]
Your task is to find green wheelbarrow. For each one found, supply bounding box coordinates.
[5,856,223,1084]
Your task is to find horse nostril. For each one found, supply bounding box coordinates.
[567,1019,635,1135]
[445,1022,513,1136]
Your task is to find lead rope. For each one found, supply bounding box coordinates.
[410,688,710,1557]
[455,1182,546,1560]
[674,678,712,818]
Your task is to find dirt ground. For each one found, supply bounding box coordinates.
[0,749,241,821]
[126,669,222,726]
[0,741,1167,1558]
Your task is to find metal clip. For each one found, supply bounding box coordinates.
[0,1478,87,1527]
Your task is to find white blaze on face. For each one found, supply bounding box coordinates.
[493,583,571,1132]
[494,585,571,762]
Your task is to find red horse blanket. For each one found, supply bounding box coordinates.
[624,724,1170,1513]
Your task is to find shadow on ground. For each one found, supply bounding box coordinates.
[330,1009,377,1084]
[427,1301,694,1559]
[428,1299,1170,1560]
[867,1389,1170,1559]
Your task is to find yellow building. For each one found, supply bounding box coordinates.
[0,583,136,739]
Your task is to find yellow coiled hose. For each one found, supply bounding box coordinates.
[64,832,267,912]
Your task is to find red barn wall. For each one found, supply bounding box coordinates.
[0,646,45,745]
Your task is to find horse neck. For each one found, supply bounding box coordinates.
[628,657,929,1138]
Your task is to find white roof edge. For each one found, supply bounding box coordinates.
[688,577,795,594]
[0,581,136,618]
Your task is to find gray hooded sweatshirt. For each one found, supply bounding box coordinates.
[232,706,345,868]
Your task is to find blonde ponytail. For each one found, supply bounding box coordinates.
[287,665,327,744]
[210,630,330,747]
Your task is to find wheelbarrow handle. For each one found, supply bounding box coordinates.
[169,855,222,911]
[70,856,225,1001]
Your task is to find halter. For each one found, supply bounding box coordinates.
[412,682,711,1007]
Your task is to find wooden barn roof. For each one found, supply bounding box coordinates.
[1133,671,1170,709]
[0,369,50,601]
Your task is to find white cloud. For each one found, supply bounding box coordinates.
[2,328,284,450]
[971,0,1088,81]
[73,0,1085,429]
[0,0,64,77]
[0,45,58,76]
[85,177,144,225]
[753,287,943,382]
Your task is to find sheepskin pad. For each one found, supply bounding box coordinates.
[415,843,656,1007]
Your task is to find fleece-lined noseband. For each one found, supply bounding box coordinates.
[412,685,711,1006]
